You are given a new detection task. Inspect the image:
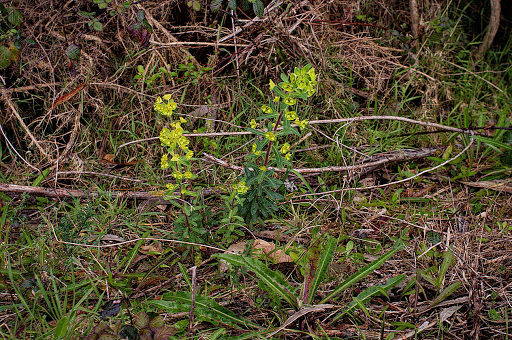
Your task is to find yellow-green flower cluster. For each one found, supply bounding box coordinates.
[280,142,291,161]
[264,131,277,142]
[252,143,262,155]
[232,181,249,195]
[154,94,178,116]
[155,95,196,190]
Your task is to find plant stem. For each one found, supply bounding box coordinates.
[263,110,285,168]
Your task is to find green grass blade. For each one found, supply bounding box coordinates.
[213,253,299,308]
[320,244,403,304]
[436,249,455,291]
[428,281,462,309]
[306,235,336,304]
[150,291,261,329]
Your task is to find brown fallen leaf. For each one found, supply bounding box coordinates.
[100,153,138,167]
[253,239,293,263]
[462,179,512,194]
[220,239,293,273]
[49,82,87,110]
[139,243,163,255]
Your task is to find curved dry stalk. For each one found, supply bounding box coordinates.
[3,95,50,159]
[292,139,475,198]
[118,114,476,150]
[203,147,440,174]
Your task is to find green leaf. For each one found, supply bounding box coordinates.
[258,113,279,120]
[149,315,164,331]
[32,168,50,186]
[8,43,19,62]
[54,316,68,338]
[211,0,223,11]
[252,0,264,17]
[7,8,22,27]
[332,275,406,321]
[306,236,336,304]
[228,0,237,10]
[246,127,265,137]
[471,135,512,153]
[320,244,403,303]
[133,311,149,329]
[436,249,455,290]
[428,281,461,308]
[136,9,145,22]
[0,46,11,69]
[151,291,260,329]
[93,21,103,31]
[154,326,176,340]
[65,43,81,61]
[213,253,299,308]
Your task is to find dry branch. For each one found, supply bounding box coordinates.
[475,0,501,59]
[0,183,216,202]
[203,147,441,174]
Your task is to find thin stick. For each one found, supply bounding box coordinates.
[3,97,49,158]
[56,171,143,183]
[292,139,474,198]
[203,147,440,174]
[118,115,480,150]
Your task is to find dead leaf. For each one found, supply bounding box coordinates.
[220,241,249,272]
[440,305,459,323]
[101,153,138,167]
[462,179,512,193]
[253,239,293,263]
[220,240,293,273]
[49,82,87,110]
[103,153,116,163]
[255,229,308,243]
[139,243,162,255]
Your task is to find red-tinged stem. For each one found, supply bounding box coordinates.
[263,110,285,168]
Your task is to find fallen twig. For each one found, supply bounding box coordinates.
[203,147,441,174]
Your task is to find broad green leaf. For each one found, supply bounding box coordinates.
[0,46,11,69]
[213,253,299,308]
[253,0,264,17]
[150,291,260,329]
[7,8,22,27]
[428,281,461,308]
[436,249,455,290]
[306,236,336,304]
[8,43,19,62]
[136,9,145,22]
[65,43,81,61]
[331,274,406,322]
[320,244,403,303]
[228,0,237,10]
[54,316,68,338]
[93,21,103,31]
[246,127,265,137]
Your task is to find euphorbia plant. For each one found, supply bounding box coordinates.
[238,64,317,225]
[155,65,318,237]
[155,95,207,255]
